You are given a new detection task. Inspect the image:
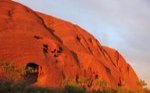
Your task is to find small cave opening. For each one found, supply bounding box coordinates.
[43,44,48,53]
[76,35,81,41]
[24,63,39,84]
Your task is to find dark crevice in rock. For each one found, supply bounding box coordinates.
[88,38,92,43]
[51,46,63,57]
[7,8,14,20]
[24,7,43,24]
[8,10,13,17]
[24,7,62,43]
[75,74,79,83]
[76,35,81,41]
[74,26,94,54]
[57,47,63,53]
[104,66,112,75]
[118,77,125,87]
[43,44,48,53]
[87,47,93,54]
[95,74,99,79]
[127,64,130,74]
[51,49,56,53]
[33,35,42,39]
[43,44,49,58]
[54,54,58,57]
[115,51,120,66]
[33,12,63,43]
[71,51,81,68]
[51,47,63,57]
[101,48,117,68]
[118,78,122,87]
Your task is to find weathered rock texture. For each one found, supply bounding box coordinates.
[0,0,140,90]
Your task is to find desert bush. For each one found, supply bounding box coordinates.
[61,77,86,93]
[78,77,89,85]
[0,62,25,93]
[136,79,150,93]
[0,62,25,83]
[61,77,79,87]
[0,62,149,93]
[93,78,108,88]
[137,79,147,87]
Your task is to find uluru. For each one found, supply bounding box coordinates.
[0,0,144,92]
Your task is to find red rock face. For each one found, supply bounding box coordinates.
[0,0,140,90]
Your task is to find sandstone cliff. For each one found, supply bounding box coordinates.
[0,0,140,90]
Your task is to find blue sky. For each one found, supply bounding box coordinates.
[14,0,150,88]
